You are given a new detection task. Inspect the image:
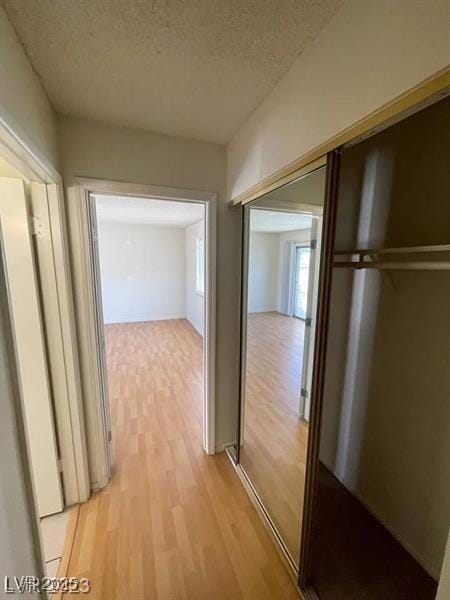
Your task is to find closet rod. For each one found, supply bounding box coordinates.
[334,261,450,271]
[334,243,450,257]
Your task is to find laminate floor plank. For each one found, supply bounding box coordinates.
[64,319,299,599]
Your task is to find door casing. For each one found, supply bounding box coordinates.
[66,177,217,491]
[0,115,89,508]
[0,177,63,517]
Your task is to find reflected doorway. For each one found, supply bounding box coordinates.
[237,165,327,568]
[293,245,310,320]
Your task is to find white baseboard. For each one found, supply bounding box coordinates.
[186,316,204,337]
[103,314,186,325]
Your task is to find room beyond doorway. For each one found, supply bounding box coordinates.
[93,195,208,474]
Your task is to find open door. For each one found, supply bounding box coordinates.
[299,217,323,421]
[0,177,63,516]
[87,194,112,478]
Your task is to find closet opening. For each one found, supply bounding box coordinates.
[306,95,450,600]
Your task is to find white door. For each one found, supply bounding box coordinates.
[0,177,63,516]
[299,217,323,421]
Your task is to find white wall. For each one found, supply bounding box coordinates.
[248,231,279,313]
[186,219,205,336]
[59,115,240,451]
[97,221,186,324]
[0,6,59,169]
[227,0,450,199]
[248,228,313,314]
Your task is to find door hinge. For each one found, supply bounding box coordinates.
[310,239,317,250]
[30,216,44,236]
[57,457,63,473]
[301,387,308,398]
[107,430,112,443]
[91,225,98,242]
[305,317,312,327]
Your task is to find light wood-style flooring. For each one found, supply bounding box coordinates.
[64,319,299,599]
[240,312,309,564]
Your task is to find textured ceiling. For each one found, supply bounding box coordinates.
[2,0,344,143]
[95,195,204,227]
[250,210,311,233]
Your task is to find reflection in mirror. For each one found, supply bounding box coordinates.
[239,166,326,566]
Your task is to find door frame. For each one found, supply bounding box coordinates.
[66,177,217,490]
[292,241,312,320]
[0,178,64,516]
[298,217,323,421]
[297,149,341,593]
[0,113,90,506]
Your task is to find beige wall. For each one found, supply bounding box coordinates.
[227,0,450,200]
[0,7,58,588]
[0,5,59,169]
[58,115,241,451]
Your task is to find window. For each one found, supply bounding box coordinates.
[196,238,205,296]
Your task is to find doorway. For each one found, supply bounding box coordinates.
[67,179,217,491]
[91,194,209,475]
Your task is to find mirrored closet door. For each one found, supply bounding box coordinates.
[236,165,327,567]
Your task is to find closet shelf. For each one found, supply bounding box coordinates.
[333,243,450,270]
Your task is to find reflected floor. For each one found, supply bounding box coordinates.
[241,311,309,564]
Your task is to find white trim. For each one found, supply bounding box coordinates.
[291,240,311,320]
[103,315,188,325]
[1,178,63,516]
[0,113,89,506]
[0,111,60,184]
[65,183,111,490]
[29,183,90,505]
[67,177,217,488]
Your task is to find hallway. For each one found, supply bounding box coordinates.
[64,320,298,599]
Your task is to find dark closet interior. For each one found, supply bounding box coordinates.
[309,96,450,599]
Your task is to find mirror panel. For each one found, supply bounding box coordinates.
[238,166,327,566]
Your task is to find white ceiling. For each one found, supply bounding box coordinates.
[94,195,204,227]
[2,0,344,144]
[250,209,312,233]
